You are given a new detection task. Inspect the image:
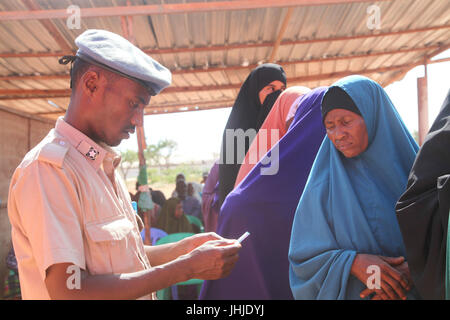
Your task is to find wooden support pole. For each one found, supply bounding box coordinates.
[417,62,429,146]
[121,5,152,244]
[269,7,294,63]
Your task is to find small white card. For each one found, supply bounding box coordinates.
[237,231,250,244]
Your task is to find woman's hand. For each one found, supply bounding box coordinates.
[351,253,411,300]
[360,259,413,300]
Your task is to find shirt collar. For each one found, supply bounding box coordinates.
[55,117,121,171]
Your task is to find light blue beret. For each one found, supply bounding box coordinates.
[74,29,171,95]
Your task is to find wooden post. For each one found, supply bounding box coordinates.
[417,62,429,146]
[121,5,152,245]
[136,126,152,245]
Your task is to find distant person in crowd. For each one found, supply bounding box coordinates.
[200,87,327,300]
[183,183,203,223]
[189,182,203,203]
[3,246,21,300]
[7,29,240,300]
[172,173,202,203]
[396,89,450,300]
[289,75,420,300]
[171,173,185,198]
[150,188,166,208]
[132,181,167,225]
[234,86,311,187]
[218,63,287,206]
[175,179,187,201]
[202,161,220,233]
[201,171,208,185]
[132,181,155,225]
[155,198,195,235]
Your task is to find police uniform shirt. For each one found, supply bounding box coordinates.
[8,117,153,300]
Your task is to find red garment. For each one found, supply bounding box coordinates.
[234,86,310,187]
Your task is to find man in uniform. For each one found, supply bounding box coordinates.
[7,29,241,300]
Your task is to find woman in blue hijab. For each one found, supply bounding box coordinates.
[200,87,327,299]
[288,75,419,300]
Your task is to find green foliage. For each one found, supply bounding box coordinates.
[144,138,178,166]
[147,163,209,185]
[118,149,138,180]
[120,138,178,180]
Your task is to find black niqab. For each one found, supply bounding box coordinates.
[395,89,450,300]
[218,63,286,206]
[255,89,283,129]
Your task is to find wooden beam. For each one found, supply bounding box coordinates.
[384,44,450,87]
[1,24,448,59]
[3,53,449,100]
[145,99,236,111]
[0,51,74,58]
[36,98,236,116]
[429,56,450,64]
[32,102,234,117]
[168,44,440,75]
[146,103,233,115]
[0,89,72,96]
[0,0,392,21]
[0,62,425,99]
[0,74,69,81]
[0,45,441,82]
[0,103,56,124]
[21,0,72,53]
[269,7,294,63]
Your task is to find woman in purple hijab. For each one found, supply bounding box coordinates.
[199,87,328,299]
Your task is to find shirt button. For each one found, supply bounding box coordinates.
[59,141,65,146]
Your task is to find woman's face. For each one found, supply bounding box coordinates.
[174,202,183,219]
[258,80,286,105]
[324,109,369,158]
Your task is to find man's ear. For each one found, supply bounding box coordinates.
[81,70,100,97]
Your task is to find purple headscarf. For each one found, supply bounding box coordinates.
[200,87,327,299]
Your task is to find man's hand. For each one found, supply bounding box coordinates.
[351,253,411,300]
[44,235,241,299]
[181,238,241,281]
[144,232,231,267]
[180,232,226,253]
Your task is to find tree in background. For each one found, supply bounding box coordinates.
[158,139,178,168]
[120,138,178,180]
[144,139,177,167]
[119,149,138,180]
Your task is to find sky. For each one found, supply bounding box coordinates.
[116,50,450,163]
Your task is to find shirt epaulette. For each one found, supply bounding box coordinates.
[37,139,69,168]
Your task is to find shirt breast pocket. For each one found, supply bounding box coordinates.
[85,216,137,274]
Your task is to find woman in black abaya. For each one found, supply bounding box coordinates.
[396,89,450,299]
[218,63,286,206]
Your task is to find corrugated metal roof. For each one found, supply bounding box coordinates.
[0,0,448,120]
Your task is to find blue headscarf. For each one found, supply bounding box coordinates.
[200,87,327,299]
[288,75,419,300]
